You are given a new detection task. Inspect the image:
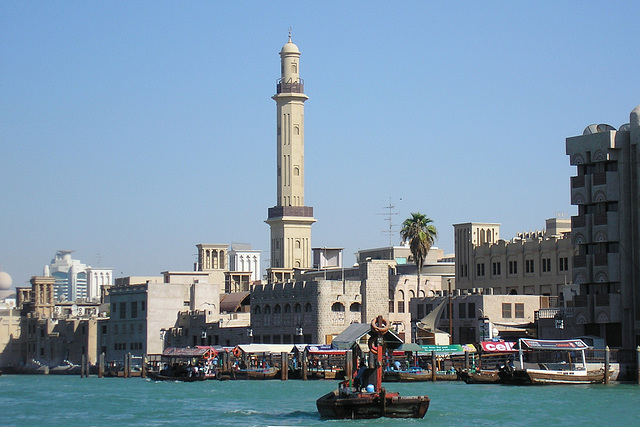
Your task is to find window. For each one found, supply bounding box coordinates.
[468,302,476,319]
[264,305,271,314]
[397,301,405,313]
[502,303,512,318]
[458,303,466,319]
[274,304,282,314]
[294,303,301,313]
[559,257,569,271]
[476,263,485,277]
[183,301,190,307]
[492,262,501,276]
[141,301,146,311]
[305,303,312,313]
[525,259,534,274]
[111,303,116,314]
[284,304,291,313]
[542,258,551,273]
[131,301,138,319]
[119,302,126,319]
[331,302,345,312]
[509,260,518,275]
[350,302,361,312]
[254,305,261,315]
[417,304,424,319]
[515,303,525,318]
[102,325,107,334]
[389,300,395,313]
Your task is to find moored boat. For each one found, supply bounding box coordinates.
[498,338,605,385]
[458,369,501,384]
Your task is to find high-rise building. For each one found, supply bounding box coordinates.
[565,105,640,349]
[265,34,316,284]
[44,251,88,301]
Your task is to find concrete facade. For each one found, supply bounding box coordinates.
[566,106,640,349]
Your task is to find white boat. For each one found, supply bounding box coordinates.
[498,338,605,385]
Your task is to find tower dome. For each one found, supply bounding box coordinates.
[0,271,13,290]
[280,33,300,55]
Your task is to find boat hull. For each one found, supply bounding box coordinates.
[499,369,605,385]
[231,367,279,380]
[316,389,429,419]
[459,370,501,384]
[147,372,206,382]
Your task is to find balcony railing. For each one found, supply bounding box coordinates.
[572,215,586,228]
[593,212,608,226]
[593,172,607,186]
[571,175,585,189]
[573,255,586,268]
[277,78,305,94]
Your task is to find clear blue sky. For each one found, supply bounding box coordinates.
[2,1,640,287]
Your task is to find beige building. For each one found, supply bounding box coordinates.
[453,218,575,299]
[266,35,316,282]
[565,106,640,349]
[410,293,546,344]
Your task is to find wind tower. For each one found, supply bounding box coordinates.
[266,33,316,283]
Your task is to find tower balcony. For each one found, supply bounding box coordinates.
[268,206,314,219]
[277,78,304,94]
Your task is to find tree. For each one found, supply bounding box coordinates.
[400,212,438,295]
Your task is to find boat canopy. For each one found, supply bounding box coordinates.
[306,345,347,355]
[162,346,218,359]
[330,323,403,350]
[419,344,476,355]
[235,344,296,354]
[518,338,589,350]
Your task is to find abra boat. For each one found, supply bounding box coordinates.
[316,316,429,419]
[458,369,501,384]
[147,346,218,381]
[498,338,605,385]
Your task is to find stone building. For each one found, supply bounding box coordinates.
[453,218,575,299]
[565,106,640,349]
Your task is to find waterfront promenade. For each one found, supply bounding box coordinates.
[3,375,640,426]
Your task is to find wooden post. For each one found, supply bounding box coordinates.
[142,356,147,379]
[98,352,104,378]
[431,351,437,382]
[636,346,640,385]
[464,351,469,371]
[345,349,353,387]
[302,347,308,381]
[280,352,288,381]
[81,354,86,378]
[604,346,610,384]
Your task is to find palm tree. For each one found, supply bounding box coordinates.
[400,212,438,295]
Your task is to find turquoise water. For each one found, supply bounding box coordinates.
[2,375,640,426]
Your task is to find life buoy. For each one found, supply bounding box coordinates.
[203,352,210,360]
[371,316,389,334]
[368,336,379,355]
[232,347,242,358]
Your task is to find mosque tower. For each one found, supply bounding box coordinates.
[266,33,316,283]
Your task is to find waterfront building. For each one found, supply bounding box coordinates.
[453,219,575,299]
[228,243,261,283]
[265,35,316,284]
[565,106,640,349]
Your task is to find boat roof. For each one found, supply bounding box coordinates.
[519,338,588,350]
[235,344,296,354]
[162,346,217,358]
[419,344,477,354]
[330,322,403,350]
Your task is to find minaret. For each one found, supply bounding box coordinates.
[266,34,316,283]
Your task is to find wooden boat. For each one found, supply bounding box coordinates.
[458,369,500,384]
[316,316,429,419]
[231,366,279,380]
[317,387,430,419]
[498,338,605,385]
[147,371,206,382]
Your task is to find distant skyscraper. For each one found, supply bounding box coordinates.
[265,34,316,283]
[44,250,111,302]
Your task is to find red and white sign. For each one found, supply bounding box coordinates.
[481,341,516,352]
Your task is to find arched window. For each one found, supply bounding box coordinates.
[265,305,271,314]
[331,302,345,312]
[284,304,291,313]
[274,304,282,314]
[349,302,361,312]
[305,303,312,313]
[254,305,261,315]
[294,303,302,313]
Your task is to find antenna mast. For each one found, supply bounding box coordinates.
[378,197,399,246]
